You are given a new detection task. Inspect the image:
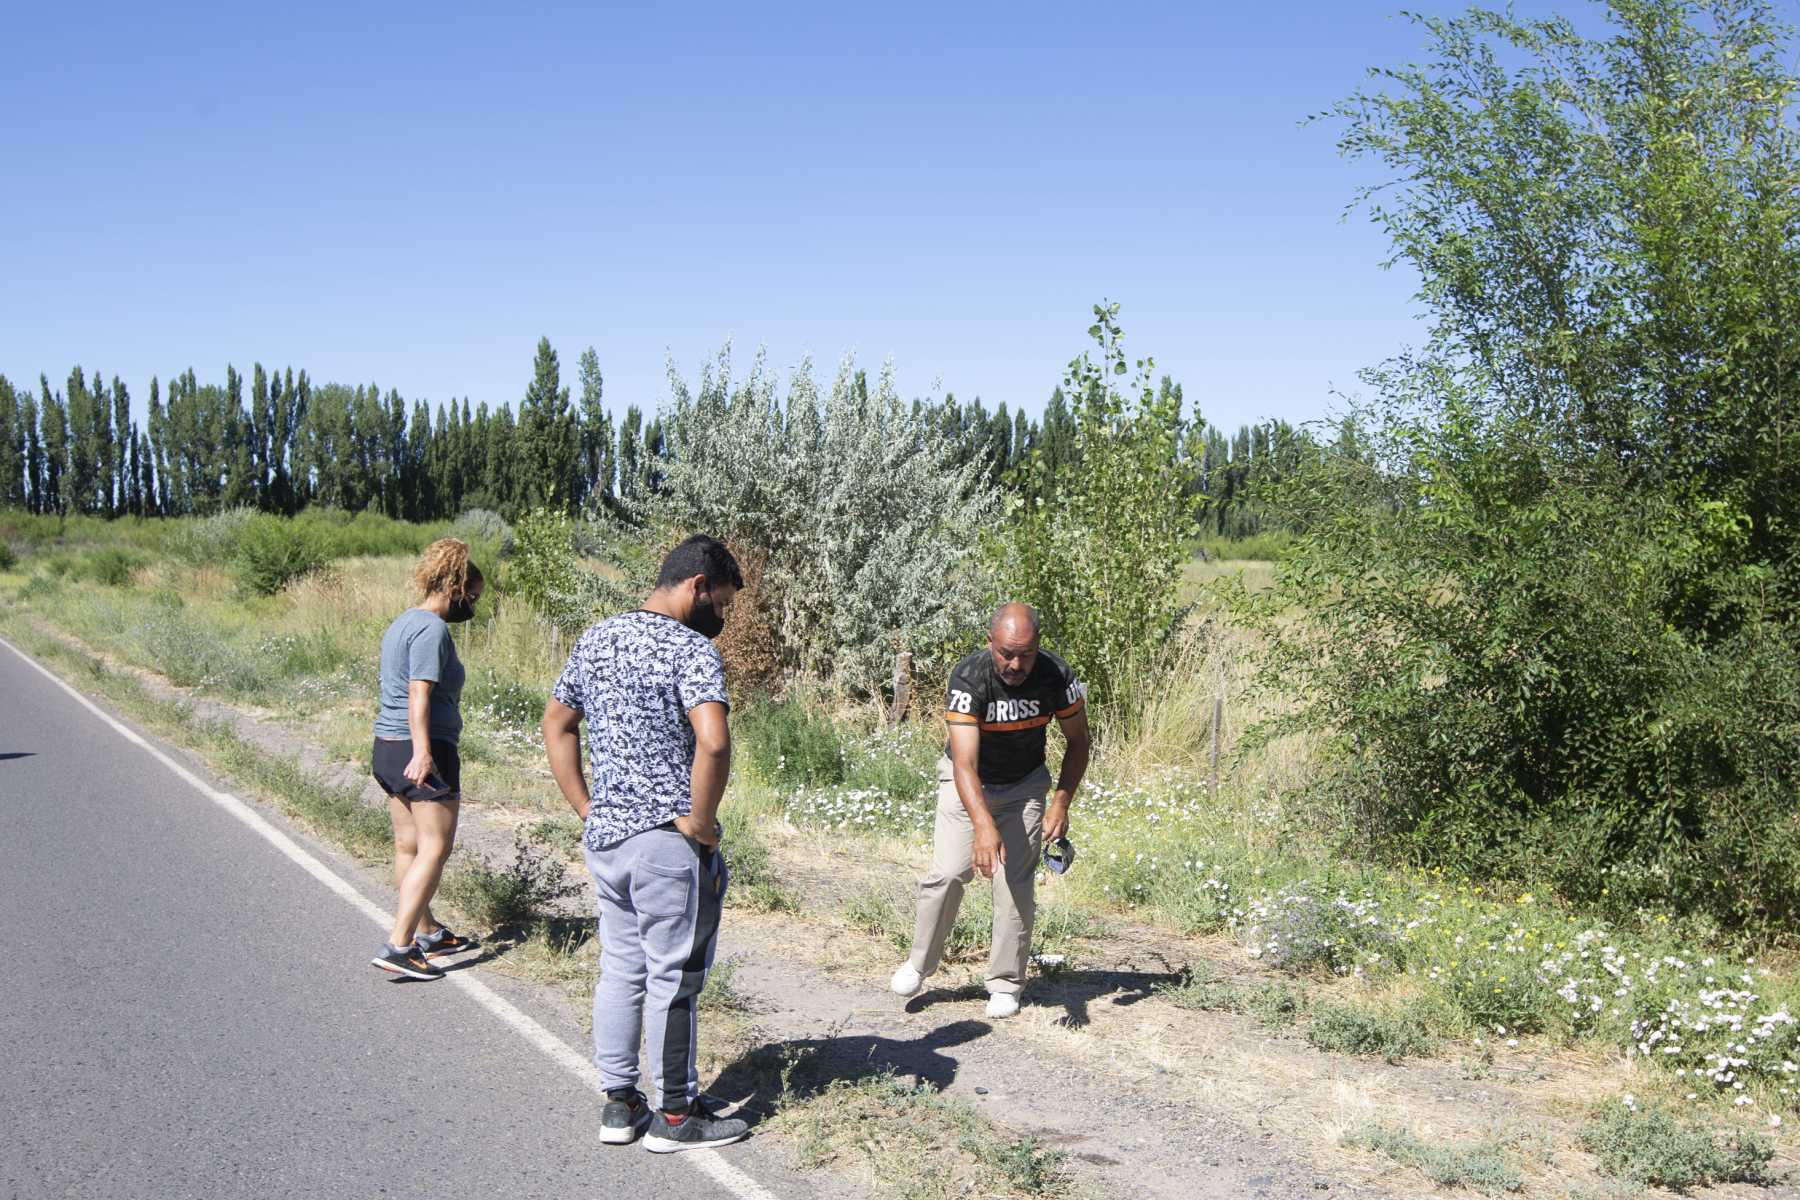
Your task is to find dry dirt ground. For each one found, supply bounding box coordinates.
[23,618,1800,1200]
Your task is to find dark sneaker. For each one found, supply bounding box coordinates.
[642,1108,750,1153]
[370,943,444,981]
[416,927,480,959]
[600,1090,652,1146]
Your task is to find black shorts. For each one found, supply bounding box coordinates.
[371,738,461,802]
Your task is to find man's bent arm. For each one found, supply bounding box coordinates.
[1043,708,1090,843]
[542,699,590,821]
[949,724,1005,877]
[1054,708,1091,803]
[681,700,730,846]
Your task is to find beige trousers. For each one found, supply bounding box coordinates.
[908,757,1049,995]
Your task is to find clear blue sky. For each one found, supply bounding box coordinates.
[1,0,1581,435]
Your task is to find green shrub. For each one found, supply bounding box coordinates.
[1578,1100,1777,1190]
[1261,1,1800,930]
[232,515,326,595]
[0,542,16,571]
[294,509,436,559]
[506,507,601,632]
[71,548,144,587]
[738,698,846,787]
[440,832,583,930]
[17,572,62,601]
[644,346,1000,695]
[166,508,255,565]
[464,668,548,733]
[1305,1001,1436,1064]
[448,508,514,562]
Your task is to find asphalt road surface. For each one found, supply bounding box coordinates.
[0,637,811,1200]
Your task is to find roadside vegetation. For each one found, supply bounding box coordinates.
[5,2,1800,1195]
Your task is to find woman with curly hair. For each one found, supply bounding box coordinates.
[368,537,485,980]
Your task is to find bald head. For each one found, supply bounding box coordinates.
[989,602,1041,640]
[987,602,1041,684]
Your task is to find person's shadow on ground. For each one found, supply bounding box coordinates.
[708,1019,993,1121]
[902,962,1182,1029]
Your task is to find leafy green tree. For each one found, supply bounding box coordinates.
[65,367,98,514]
[22,387,43,514]
[0,376,22,509]
[1258,0,1800,926]
[1006,303,1195,707]
[577,346,615,508]
[517,337,579,512]
[39,375,69,516]
[647,346,998,692]
[617,405,643,501]
[110,377,129,516]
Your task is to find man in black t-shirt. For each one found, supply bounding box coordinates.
[890,602,1091,1018]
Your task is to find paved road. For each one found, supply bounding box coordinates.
[0,638,809,1200]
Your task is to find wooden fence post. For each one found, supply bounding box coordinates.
[1210,696,1223,804]
[887,650,914,724]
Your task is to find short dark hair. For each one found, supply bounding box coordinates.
[656,534,743,591]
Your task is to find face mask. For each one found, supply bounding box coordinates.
[445,596,477,624]
[685,593,725,639]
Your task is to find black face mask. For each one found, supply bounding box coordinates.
[684,594,725,640]
[445,596,477,624]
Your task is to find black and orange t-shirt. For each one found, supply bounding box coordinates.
[943,648,1087,786]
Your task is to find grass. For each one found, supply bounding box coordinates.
[1343,1121,1525,1194]
[14,518,1800,1144]
[773,1069,1073,1199]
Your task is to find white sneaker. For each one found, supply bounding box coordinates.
[985,992,1020,1019]
[890,963,923,997]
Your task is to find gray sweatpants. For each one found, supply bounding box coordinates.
[584,825,728,1111]
[908,758,1049,995]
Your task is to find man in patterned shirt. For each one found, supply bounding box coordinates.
[890,602,1091,1019]
[542,534,749,1153]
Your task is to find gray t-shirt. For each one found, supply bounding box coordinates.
[551,610,730,850]
[373,608,464,744]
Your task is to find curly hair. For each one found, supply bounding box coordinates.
[413,537,483,601]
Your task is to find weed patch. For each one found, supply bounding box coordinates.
[1343,1121,1523,1194]
[441,832,582,930]
[1305,1000,1436,1064]
[1578,1098,1780,1191]
[774,1069,1072,1199]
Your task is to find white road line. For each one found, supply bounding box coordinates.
[1,634,785,1200]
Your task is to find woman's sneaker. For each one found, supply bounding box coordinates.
[416,927,480,959]
[642,1108,750,1153]
[600,1090,653,1145]
[370,943,444,980]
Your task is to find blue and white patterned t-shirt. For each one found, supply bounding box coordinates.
[551,610,730,850]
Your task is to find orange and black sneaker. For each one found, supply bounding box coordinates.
[371,943,444,980]
[416,927,480,959]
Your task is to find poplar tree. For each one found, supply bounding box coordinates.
[40,376,69,516]
[0,376,20,509]
[66,367,97,514]
[576,346,613,507]
[111,377,129,515]
[23,387,43,514]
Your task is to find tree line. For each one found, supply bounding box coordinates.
[0,335,1317,535]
